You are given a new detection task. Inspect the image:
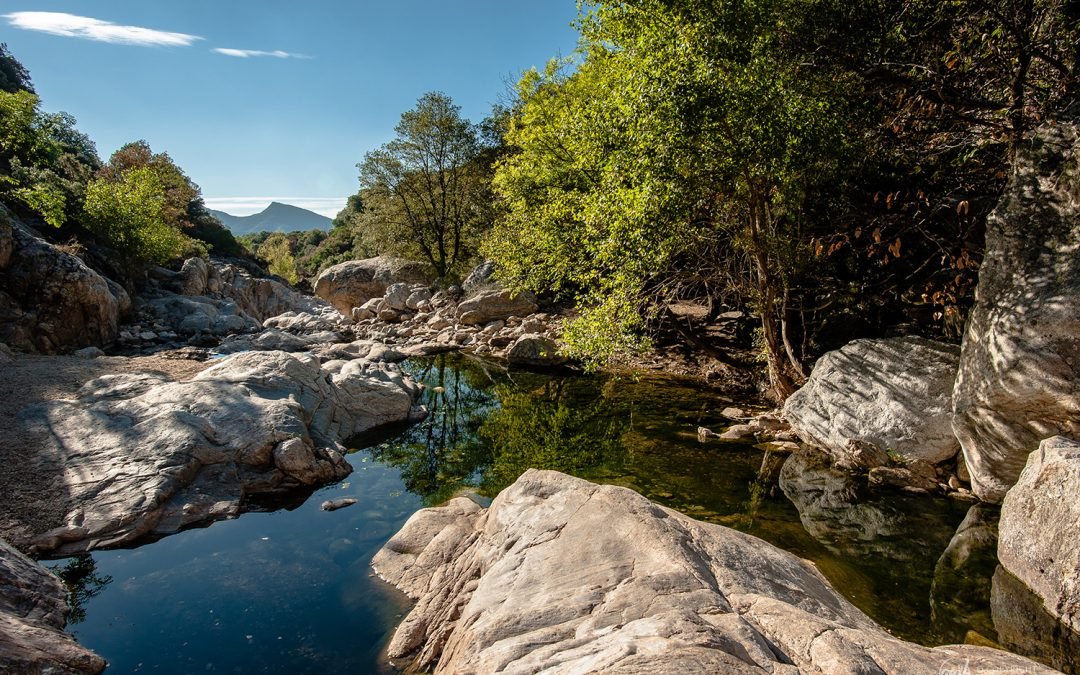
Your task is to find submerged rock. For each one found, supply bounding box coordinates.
[784,336,961,465]
[26,350,421,555]
[373,469,1050,674]
[0,538,105,673]
[997,436,1080,633]
[952,123,1080,503]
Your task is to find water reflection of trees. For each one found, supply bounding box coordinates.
[366,354,502,505]
[49,554,112,625]
[480,379,623,494]
[365,355,625,504]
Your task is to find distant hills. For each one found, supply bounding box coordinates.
[209,201,333,236]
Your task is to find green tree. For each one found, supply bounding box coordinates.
[486,0,853,399]
[96,140,243,255]
[0,43,33,94]
[257,233,300,284]
[358,92,491,279]
[83,166,187,265]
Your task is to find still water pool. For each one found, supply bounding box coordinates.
[48,354,1058,672]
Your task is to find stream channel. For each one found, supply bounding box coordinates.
[46,353,1069,673]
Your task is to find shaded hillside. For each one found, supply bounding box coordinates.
[210,201,332,236]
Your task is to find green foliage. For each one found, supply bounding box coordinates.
[257,233,300,284]
[357,92,493,278]
[0,89,100,227]
[486,0,854,393]
[84,166,187,265]
[0,43,33,94]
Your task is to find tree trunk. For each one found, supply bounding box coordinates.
[748,190,797,402]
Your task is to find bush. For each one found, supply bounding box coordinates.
[83,166,186,265]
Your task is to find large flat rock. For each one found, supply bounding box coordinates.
[25,350,420,555]
[373,469,1050,674]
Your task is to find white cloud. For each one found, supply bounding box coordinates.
[213,48,309,59]
[204,197,347,219]
[3,11,201,47]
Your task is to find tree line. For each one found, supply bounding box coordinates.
[0,44,245,285]
[330,0,1078,399]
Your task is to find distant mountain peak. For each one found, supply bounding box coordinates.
[209,201,332,236]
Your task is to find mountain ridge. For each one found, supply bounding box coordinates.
[209,201,332,236]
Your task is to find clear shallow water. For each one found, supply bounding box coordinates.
[47,354,1070,672]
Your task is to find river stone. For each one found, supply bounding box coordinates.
[385,283,411,311]
[784,336,961,465]
[0,538,106,673]
[462,259,499,294]
[457,289,538,326]
[992,564,1080,673]
[176,257,210,296]
[26,351,420,555]
[997,436,1080,633]
[213,262,328,323]
[314,257,434,316]
[952,124,1080,503]
[373,469,1051,674]
[505,334,565,367]
[0,205,122,354]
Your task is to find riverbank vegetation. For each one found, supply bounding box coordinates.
[0,44,245,278]
[3,0,1078,397]
[320,0,1079,398]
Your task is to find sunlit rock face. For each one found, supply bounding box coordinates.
[952,123,1080,503]
[0,538,106,673]
[373,469,1052,674]
[25,351,421,555]
[784,336,961,465]
[314,257,434,316]
[998,436,1080,635]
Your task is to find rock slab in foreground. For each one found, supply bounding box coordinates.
[0,538,105,673]
[998,435,1080,633]
[28,350,420,555]
[952,123,1080,503]
[784,336,961,464]
[373,469,1049,674]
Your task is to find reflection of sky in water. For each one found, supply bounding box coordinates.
[55,460,417,673]
[48,354,1044,672]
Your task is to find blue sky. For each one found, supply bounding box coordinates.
[1,2,581,216]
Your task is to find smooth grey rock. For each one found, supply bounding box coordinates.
[314,257,434,316]
[374,470,1050,674]
[26,351,419,555]
[176,257,209,296]
[992,564,1080,673]
[212,262,325,323]
[321,498,358,512]
[0,205,122,354]
[785,336,961,464]
[998,436,1080,632]
[953,124,1080,503]
[505,334,565,367]
[457,289,538,326]
[72,347,104,359]
[384,282,410,311]
[0,538,105,673]
[405,288,432,311]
